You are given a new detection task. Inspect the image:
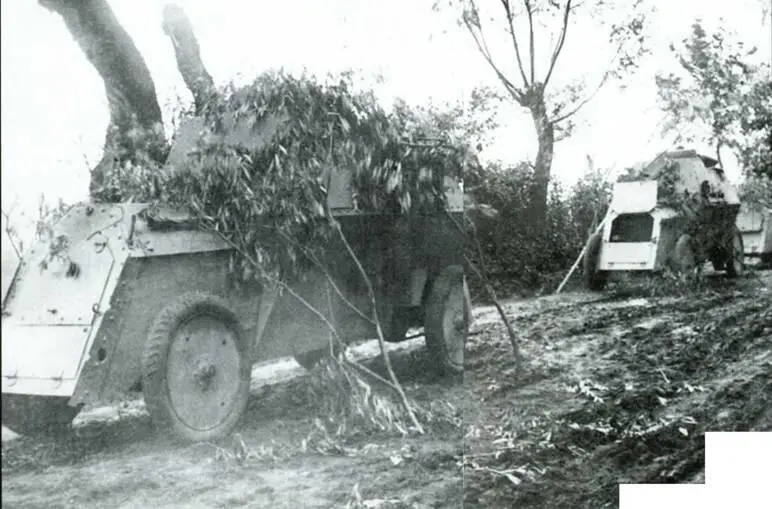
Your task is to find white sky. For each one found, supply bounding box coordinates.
[1,0,771,226]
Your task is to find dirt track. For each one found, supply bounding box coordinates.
[2,270,771,509]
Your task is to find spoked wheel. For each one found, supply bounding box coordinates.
[424,265,470,376]
[725,229,745,278]
[1,394,82,437]
[142,292,251,442]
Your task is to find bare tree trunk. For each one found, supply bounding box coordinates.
[530,98,555,222]
[39,0,168,198]
[162,3,216,114]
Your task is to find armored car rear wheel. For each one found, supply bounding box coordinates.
[424,266,469,376]
[142,292,251,442]
[1,395,82,436]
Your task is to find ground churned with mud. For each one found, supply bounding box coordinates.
[2,271,771,509]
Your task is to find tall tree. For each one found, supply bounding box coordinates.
[39,0,213,199]
[437,0,650,220]
[655,21,772,179]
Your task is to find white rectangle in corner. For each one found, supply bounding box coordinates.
[620,432,772,509]
[704,431,772,491]
[619,484,707,509]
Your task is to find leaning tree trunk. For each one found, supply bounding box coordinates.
[529,99,555,223]
[40,0,169,199]
[162,4,216,115]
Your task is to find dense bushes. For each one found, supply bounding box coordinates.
[467,162,612,296]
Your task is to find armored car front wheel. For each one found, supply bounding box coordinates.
[142,292,251,442]
[424,265,470,376]
[1,395,82,436]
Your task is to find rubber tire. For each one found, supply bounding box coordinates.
[142,292,251,442]
[583,233,607,292]
[1,395,82,437]
[673,234,697,274]
[725,229,745,278]
[424,266,469,376]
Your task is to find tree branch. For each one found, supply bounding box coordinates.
[543,0,572,88]
[551,86,598,125]
[523,0,536,84]
[551,37,624,125]
[462,16,525,103]
[499,0,531,87]
[330,218,425,434]
[162,3,216,115]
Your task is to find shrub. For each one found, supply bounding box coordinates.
[468,163,612,295]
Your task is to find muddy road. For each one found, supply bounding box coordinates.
[2,271,771,509]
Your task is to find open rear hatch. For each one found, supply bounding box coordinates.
[2,204,120,396]
[599,180,659,270]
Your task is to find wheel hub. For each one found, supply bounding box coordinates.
[166,316,243,432]
[192,360,217,391]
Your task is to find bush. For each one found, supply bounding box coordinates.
[468,163,612,295]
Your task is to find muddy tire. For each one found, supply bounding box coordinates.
[142,292,251,442]
[424,266,469,376]
[673,234,697,274]
[1,395,82,436]
[583,233,607,291]
[725,229,745,278]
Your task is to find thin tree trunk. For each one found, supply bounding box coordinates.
[39,0,168,198]
[530,99,555,222]
[162,3,216,115]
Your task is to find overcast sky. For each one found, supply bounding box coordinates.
[1,0,770,226]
